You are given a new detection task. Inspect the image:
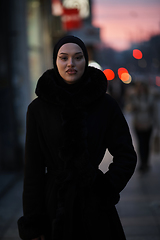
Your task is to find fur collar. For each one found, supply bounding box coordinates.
[35,66,108,107]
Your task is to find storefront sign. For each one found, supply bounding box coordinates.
[62,8,82,30]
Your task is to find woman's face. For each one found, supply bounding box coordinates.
[56,43,86,84]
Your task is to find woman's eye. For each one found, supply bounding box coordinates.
[60,57,67,61]
[75,55,83,60]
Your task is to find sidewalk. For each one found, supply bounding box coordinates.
[0,114,160,240]
[118,153,160,240]
[100,150,160,240]
[0,172,23,240]
[100,111,160,240]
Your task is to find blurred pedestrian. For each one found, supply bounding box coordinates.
[17,35,137,240]
[108,77,126,110]
[130,81,155,172]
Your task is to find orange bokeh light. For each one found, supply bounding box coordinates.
[121,72,130,82]
[103,69,115,80]
[133,49,143,59]
[121,73,132,84]
[118,67,128,80]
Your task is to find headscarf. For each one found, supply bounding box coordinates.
[53,35,89,92]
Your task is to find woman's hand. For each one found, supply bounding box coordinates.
[32,235,45,240]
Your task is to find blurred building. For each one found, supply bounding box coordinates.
[0,0,30,170]
[0,0,54,170]
[63,0,100,61]
[0,0,100,171]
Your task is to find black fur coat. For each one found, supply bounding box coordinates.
[18,67,137,240]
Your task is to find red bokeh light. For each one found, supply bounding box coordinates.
[103,69,115,80]
[156,76,160,87]
[133,49,143,59]
[118,67,129,81]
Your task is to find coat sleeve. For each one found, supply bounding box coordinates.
[18,105,47,240]
[104,96,137,194]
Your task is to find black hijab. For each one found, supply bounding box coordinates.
[53,35,89,93]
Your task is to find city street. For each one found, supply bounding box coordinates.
[1,1,160,240]
[0,172,23,240]
[100,149,160,240]
[0,113,160,240]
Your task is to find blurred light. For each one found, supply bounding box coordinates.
[138,59,147,68]
[52,0,63,16]
[103,69,115,80]
[121,72,129,81]
[133,49,143,59]
[121,73,132,84]
[156,76,160,87]
[118,67,128,80]
[63,0,90,19]
[89,61,102,70]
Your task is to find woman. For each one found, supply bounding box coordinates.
[18,36,137,240]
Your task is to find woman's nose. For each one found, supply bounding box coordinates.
[68,57,74,66]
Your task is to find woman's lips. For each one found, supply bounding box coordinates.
[66,69,77,74]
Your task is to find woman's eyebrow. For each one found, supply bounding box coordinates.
[59,52,68,55]
[75,52,83,55]
[59,52,83,55]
